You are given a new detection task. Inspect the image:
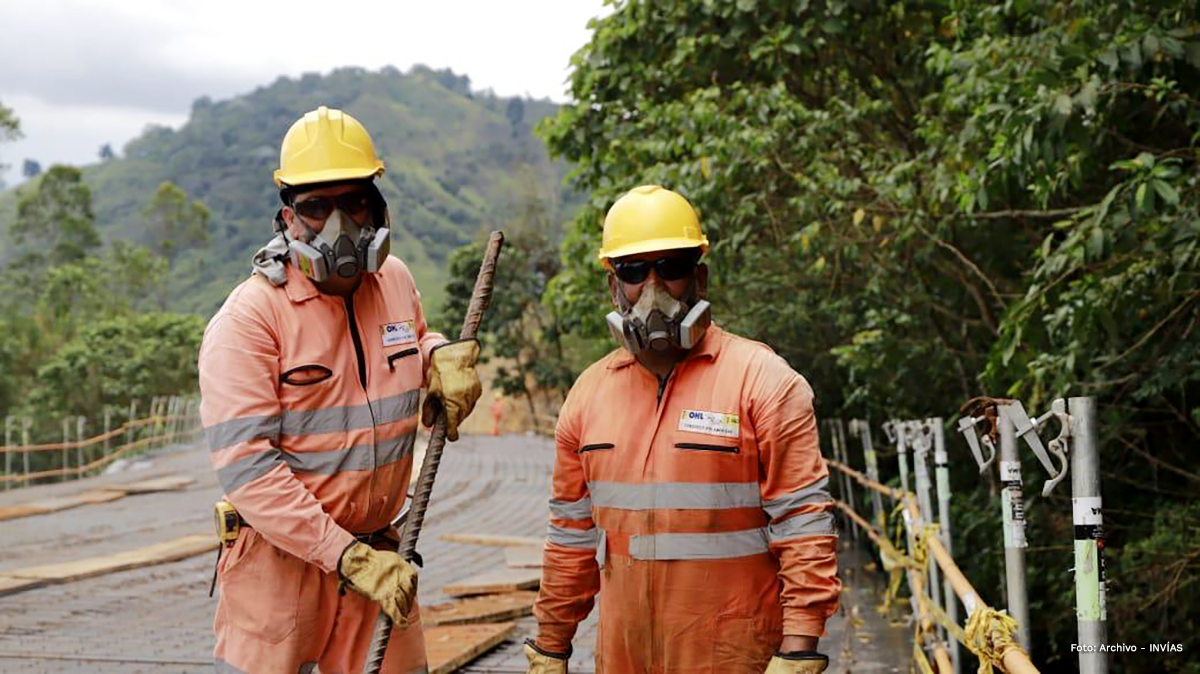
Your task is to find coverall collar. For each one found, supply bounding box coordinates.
[283,261,322,303]
[608,323,724,370]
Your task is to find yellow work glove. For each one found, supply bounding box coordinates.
[523,640,569,674]
[338,542,417,627]
[764,651,829,673]
[422,338,482,442]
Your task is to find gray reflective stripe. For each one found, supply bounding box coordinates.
[283,432,416,475]
[214,658,247,674]
[629,528,770,560]
[217,447,284,493]
[279,389,421,436]
[768,510,837,541]
[299,664,317,674]
[596,528,607,568]
[549,496,592,520]
[205,414,281,452]
[762,477,832,518]
[547,523,599,549]
[588,481,761,510]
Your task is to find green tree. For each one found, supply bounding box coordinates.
[539,1,1199,667]
[11,165,101,269]
[142,181,211,263]
[0,100,19,188]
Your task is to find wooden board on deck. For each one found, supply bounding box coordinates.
[0,534,217,596]
[443,568,541,597]
[424,591,537,626]
[440,533,543,548]
[0,474,193,522]
[425,622,516,674]
[120,474,196,493]
[504,545,543,568]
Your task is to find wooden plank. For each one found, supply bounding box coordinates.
[0,574,45,595]
[442,568,541,597]
[120,475,195,493]
[440,533,543,548]
[504,545,543,568]
[424,591,537,626]
[0,534,217,596]
[425,622,516,674]
[0,505,49,522]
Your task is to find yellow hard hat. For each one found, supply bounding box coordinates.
[598,185,709,264]
[274,106,385,187]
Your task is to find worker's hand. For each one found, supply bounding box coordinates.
[523,639,569,674]
[764,651,829,674]
[422,339,482,442]
[338,542,417,627]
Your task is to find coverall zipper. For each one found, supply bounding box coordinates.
[343,295,379,517]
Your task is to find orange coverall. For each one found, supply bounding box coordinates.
[200,257,443,674]
[533,325,840,673]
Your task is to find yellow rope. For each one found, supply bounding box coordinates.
[963,606,1026,674]
[911,638,937,674]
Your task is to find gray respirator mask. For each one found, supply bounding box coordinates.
[605,279,711,355]
[282,188,390,282]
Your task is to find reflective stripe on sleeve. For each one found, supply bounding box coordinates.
[549,496,592,520]
[768,510,837,541]
[587,481,761,510]
[217,447,284,493]
[205,414,281,452]
[547,523,599,549]
[761,476,832,519]
[628,528,770,560]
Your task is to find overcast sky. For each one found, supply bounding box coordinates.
[0,0,609,185]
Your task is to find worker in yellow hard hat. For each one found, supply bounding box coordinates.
[525,186,839,674]
[199,106,482,673]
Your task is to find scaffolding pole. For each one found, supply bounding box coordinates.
[931,417,961,674]
[1070,397,1108,674]
[998,405,1032,651]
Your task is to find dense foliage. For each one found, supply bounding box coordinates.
[519,0,1197,669]
[0,66,576,314]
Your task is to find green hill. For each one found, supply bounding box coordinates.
[0,65,576,314]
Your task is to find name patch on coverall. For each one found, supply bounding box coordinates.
[381,320,417,347]
[678,410,740,439]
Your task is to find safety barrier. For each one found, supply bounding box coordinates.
[827,396,1109,674]
[1,395,201,488]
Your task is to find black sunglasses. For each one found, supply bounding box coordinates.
[612,252,701,284]
[292,191,371,221]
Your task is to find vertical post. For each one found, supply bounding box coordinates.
[103,407,113,462]
[931,417,961,674]
[1070,396,1108,674]
[76,416,86,474]
[22,418,31,479]
[855,420,885,529]
[128,399,138,447]
[833,419,860,540]
[61,417,71,482]
[4,416,13,491]
[895,420,911,493]
[910,422,946,648]
[998,406,1032,651]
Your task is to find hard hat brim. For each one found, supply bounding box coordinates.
[274,163,385,187]
[598,237,709,265]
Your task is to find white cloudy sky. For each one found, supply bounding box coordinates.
[0,0,610,185]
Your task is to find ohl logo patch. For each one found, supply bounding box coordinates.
[381,320,417,347]
[678,409,740,439]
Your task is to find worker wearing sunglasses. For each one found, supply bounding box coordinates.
[203,106,482,674]
[527,185,838,674]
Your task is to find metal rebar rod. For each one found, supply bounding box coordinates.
[998,405,1032,651]
[1069,396,1108,674]
[931,417,961,674]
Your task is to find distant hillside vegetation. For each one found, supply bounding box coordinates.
[0,65,577,314]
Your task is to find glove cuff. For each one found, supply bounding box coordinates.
[776,651,828,662]
[337,540,368,580]
[430,337,480,355]
[524,638,571,660]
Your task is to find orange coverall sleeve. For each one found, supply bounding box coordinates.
[533,388,600,652]
[200,290,355,574]
[754,360,841,637]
